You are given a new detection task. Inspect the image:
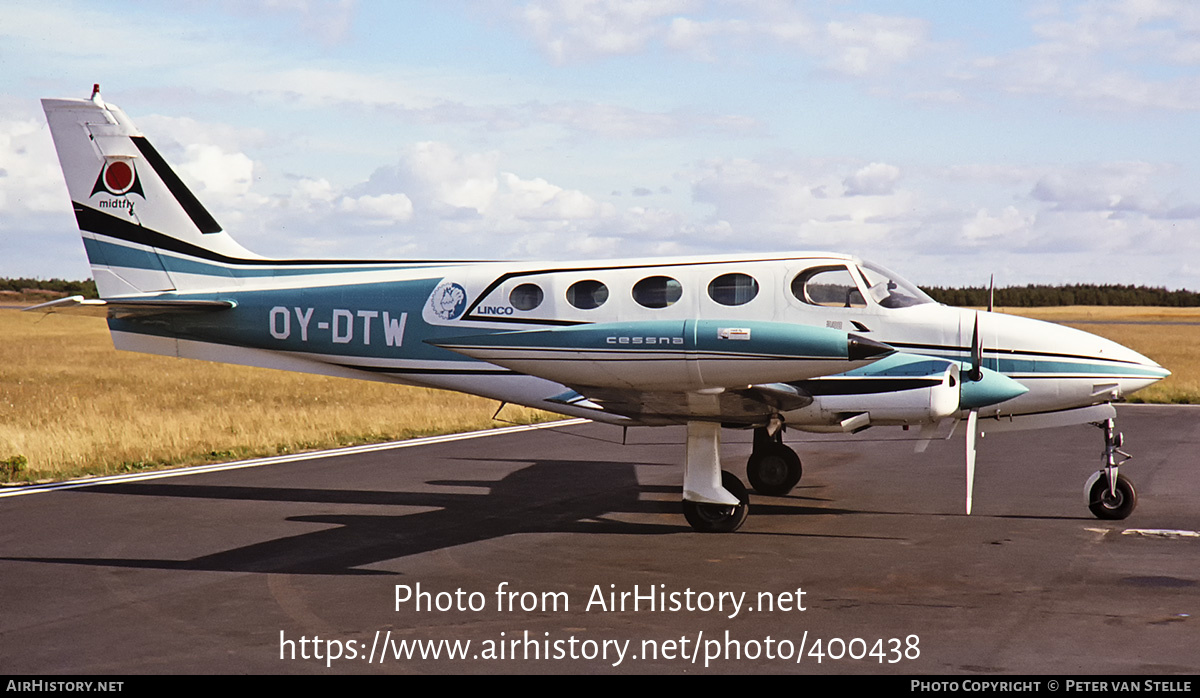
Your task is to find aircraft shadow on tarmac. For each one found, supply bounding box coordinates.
[3,457,860,576]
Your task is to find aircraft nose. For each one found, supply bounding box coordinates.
[992,312,1172,398]
[847,334,895,361]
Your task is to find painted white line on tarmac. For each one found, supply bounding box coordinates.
[1122,528,1200,539]
[0,418,591,499]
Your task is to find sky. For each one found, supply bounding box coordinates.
[2,0,1199,289]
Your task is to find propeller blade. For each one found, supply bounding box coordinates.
[969,312,983,382]
[987,274,994,313]
[965,409,978,515]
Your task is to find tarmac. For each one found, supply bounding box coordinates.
[0,404,1197,674]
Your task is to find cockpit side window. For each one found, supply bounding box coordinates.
[857,262,936,308]
[791,266,866,308]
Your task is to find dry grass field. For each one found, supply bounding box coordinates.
[1003,306,1200,405]
[1,305,1194,482]
[0,309,552,481]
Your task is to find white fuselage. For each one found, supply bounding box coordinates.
[139,251,1165,430]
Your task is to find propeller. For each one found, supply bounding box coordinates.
[968,311,983,382]
[963,308,984,514]
[912,311,983,513]
[965,409,978,515]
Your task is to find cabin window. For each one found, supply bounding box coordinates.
[707,273,759,306]
[792,266,866,308]
[566,279,609,310]
[509,283,544,311]
[633,275,683,308]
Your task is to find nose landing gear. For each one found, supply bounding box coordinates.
[1085,418,1137,520]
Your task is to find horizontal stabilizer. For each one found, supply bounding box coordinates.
[23,295,235,319]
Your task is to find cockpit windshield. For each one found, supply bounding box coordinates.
[857,261,936,308]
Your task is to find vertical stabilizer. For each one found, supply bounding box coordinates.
[42,88,257,297]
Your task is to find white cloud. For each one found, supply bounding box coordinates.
[385,100,762,140]
[0,116,67,214]
[962,206,1034,244]
[971,0,1200,111]
[196,0,359,45]
[1027,161,1191,217]
[688,156,921,251]
[176,144,257,198]
[843,162,901,197]
[515,1,929,77]
[519,0,695,63]
[338,193,414,224]
[823,14,929,77]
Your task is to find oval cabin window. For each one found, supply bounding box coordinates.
[632,276,683,309]
[509,283,544,311]
[566,279,609,310]
[707,273,759,306]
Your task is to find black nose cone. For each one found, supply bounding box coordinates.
[847,334,895,361]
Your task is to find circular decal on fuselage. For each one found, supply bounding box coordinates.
[429,282,468,321]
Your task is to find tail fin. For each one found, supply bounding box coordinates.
[42,87,257,297]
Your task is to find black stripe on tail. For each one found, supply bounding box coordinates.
[130,136,223,234]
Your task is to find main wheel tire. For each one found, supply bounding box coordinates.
[1088,473,1137,520]
[746,444,802,496]
[682,471,749,533]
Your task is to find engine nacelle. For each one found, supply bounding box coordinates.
[787,357,961,431]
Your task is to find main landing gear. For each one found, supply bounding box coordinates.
[1085,417,1137,520]
[681,422,749,533]
[682,470,750,533]
[680,421,803,533]
[746,426,803,496]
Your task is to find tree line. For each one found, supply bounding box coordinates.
[921,284,1200,307]
[0,278,98,298]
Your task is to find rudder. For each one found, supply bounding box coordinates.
[42,86,256,297]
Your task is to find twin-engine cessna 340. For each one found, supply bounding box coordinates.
[32,88,1171,532]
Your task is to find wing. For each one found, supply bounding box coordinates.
[546,382,813,426]
[429,319,894,425]
[552,352,1025,429]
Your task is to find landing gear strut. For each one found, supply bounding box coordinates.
[746,425,802,496]
[682,421,749,532]
[1085,417,1137,520]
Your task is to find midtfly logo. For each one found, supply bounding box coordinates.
[91,159,144,197]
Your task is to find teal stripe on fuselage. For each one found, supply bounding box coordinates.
[992,357,1166,378]
[83,236,448,278]
[107,278,481,365]
[906,348,1166,380]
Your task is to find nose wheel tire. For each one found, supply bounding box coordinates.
[683,471,749,533]
[747,444,802,496]
[1088,473,1137,520]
